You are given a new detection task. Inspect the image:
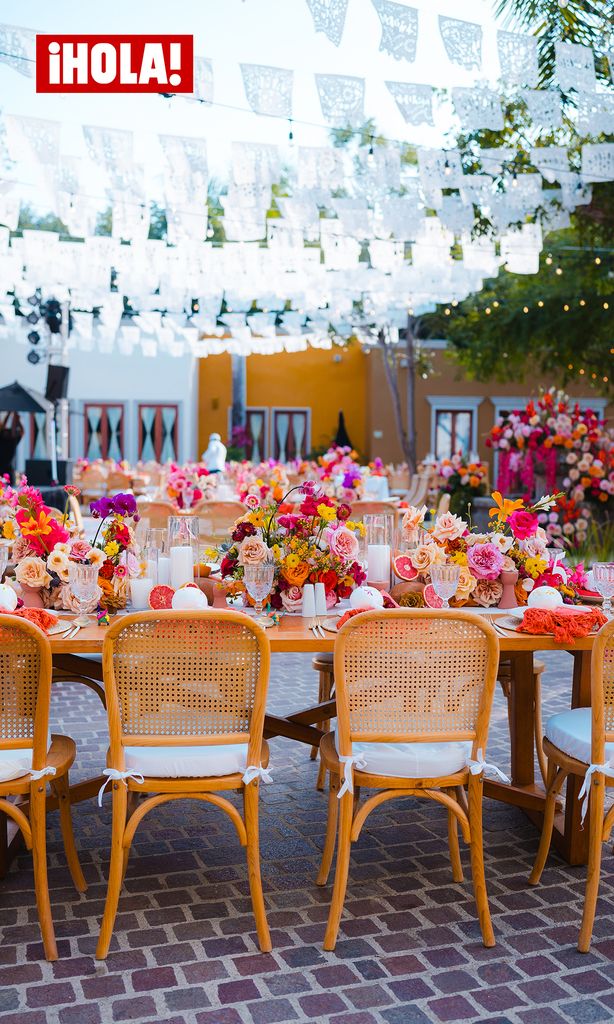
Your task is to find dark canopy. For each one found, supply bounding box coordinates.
[0,381,53,414]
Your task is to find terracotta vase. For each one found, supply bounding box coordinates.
[19,583,45,608]
[498,569,519,609]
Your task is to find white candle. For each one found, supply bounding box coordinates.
[146,559,158,585]
[157,555,170,586]
[367,544,390,585]
[170,545,194,589]
[314,582,327,617]
[130,577,153,611]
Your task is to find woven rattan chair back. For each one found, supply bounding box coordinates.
[107,471,132,493]
[193,501,246,544]
[334,609,499,754]
[591,619,614,762]
[0,616,51,764]
[103,610,270,768]
[348,500,397,521]
[136,500,176,529]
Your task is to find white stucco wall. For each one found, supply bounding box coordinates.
[3,338,198,469]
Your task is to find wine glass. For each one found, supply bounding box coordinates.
[243,559,275,628]
[68,562,101,627]
[430,563,461,609]
[593,563,614,617]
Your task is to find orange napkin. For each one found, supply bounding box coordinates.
[337,606,373,629]
[6,608,59,633]
[517,606,607,643]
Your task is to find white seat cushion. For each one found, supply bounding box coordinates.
[124,742,249,778]
[545,708,614,765]
[0,748,34,782]
[335,733,471,779]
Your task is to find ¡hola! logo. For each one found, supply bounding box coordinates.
[35,35,194,93]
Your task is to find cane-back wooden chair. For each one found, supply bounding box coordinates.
[0,616,86,960]
[529,619,614,952]
[192,500,246,547]
[135,499,176,530]
[348,500,398,521]
[96,609,272,959]
[317,609,500,951]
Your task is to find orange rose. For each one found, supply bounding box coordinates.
[514,581,528,605]
[580,476,591,487]
[282,561,310,587]
[469,475,480,488]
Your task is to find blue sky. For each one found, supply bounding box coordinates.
[2,0,514,203]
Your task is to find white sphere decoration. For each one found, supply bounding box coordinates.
[527,585,563,610]
[350,585,384,610]
[0,583,18,612]
[171,586,208,610]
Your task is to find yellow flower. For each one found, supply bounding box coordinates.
[255,478,264,487]
[2,520,15,540]
[346,521,356,531]
[249,510,265,528]
[284,553,300,569]
[358,523,366,537]
[204,547,218,560]
[271,544,282,560]
[317,504,336,522]
[104,541,120,558]
[450,550,468,566]
[524,556,547,579]
[489,490,524,524]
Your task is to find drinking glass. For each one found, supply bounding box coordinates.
[243,559,275,628]
[593,563,614,617]
[147,528,167,553]
[430,563,461,609]
[68,562,100,626]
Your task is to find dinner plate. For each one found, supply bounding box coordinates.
[321,617,341,633]
[496,609,601,636]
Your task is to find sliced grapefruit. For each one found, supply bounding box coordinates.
[148,584,175,609]
[393,554,418,582]
[423,583,444,609]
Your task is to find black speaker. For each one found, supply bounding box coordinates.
[25,459,73,486]
[45,365,70,402]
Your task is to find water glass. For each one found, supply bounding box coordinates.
[243,559,275,627]
[68,562,100,626]
[430,563,461,609]
[593,563,614,617]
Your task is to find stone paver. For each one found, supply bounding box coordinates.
[1,649,613,1024]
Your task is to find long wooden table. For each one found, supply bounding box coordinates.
[0,614,595,875]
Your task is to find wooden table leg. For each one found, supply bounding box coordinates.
[509,651,537,787]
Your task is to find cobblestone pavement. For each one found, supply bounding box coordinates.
[1,650,614,1024]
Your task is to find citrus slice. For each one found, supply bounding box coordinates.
[148,584,175,609]
[423,583,444,609]
[393,554,418,581]
[179,581,199,589]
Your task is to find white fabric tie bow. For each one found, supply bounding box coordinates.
[466,749,510,784]
[578,762,613,824]
[29,766,57,781]
[97,768,145,806]
[242,765,273,786]
[338,753,367,798]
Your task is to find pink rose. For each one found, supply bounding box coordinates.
[326,589,339,610]
[237,536,271,566]
[467,542,505,581]
[508,510,539,540]
[280,585,303,613]
[432,511,466,543]
[69,539,92,562]
[326,525,359,562]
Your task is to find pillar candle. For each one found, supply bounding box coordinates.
[170,545,194,589]
[130,577,153,611]
[157,555,171,586]
[367,544,390,585]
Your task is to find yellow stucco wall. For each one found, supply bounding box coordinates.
[199,343,368,457]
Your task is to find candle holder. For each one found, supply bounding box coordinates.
[168,516,198,590]
[364,513,394,592]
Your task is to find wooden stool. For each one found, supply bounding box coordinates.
[312,653,334,791]
[498,656,547,786]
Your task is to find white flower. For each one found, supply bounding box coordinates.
[566,452,578,464]
[576,518,588,530]
[466,532,491,546]
[569,468,580,481]
[562,523,575,536]
[488,533,513,553]
[54,543,70,555]
[88,548,105,568]
[522,578,535,592]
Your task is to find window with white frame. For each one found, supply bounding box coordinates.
[427,397,482,459]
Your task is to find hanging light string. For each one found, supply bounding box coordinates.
[0,47,614,182]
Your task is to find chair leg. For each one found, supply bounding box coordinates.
[323,791,353,951]
[578,781,605,953]
[51,774,87,894]
[96,785,127,960]
[533,669,548,789]
[243,782,272,953]
[316,771,339,886]
[30,787,58,961]
[446,789,464,883]
[467,775,495,948]
[529,763,567,886]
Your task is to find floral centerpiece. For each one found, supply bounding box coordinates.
[89,493,140,610]
[318,446,364,501]
[166,463,210,509]
[0,474,17,543]
[235,461,290,505]
[216,481,367,611]
[487,388,613,549]
[395,491,587,609]
[436,453,489,518]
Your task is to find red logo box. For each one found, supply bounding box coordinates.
[36,34,194,93]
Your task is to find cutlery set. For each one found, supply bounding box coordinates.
[310,617,326,639]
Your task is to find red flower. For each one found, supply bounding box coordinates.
[99,560,114,581]
[220,554,238,577]
[337,503,351,521]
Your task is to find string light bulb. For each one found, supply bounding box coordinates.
[485,307,491,314]
[538,300,544,307]
[288,118,294,145]
[443,159,452,177]
[545,255,553,265]
[511,172,518,188]
[493,301,499,308]
[555,267,563,275]
[523,306,529,313]
[595,256,601,265]
[579,368,585,375]
[563,304,570,311]
[367,135,375,165]
[604,302,609,309]
[451,299,458,306]
[579,299,586,306]
[444,307,451,315]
